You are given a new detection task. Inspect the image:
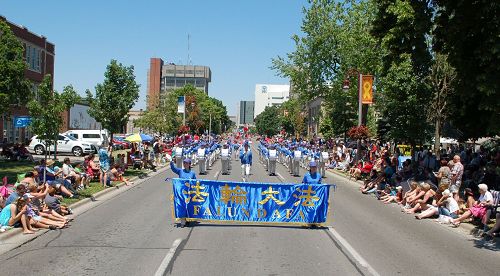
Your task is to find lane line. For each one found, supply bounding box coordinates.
[214,170,221,179]
[275,172,285,182]
[154,238,184,276]
[327,227,380,276]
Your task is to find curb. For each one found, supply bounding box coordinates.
[0,166,168,243]
[325,168,481,234]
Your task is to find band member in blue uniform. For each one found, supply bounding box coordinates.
[170,158,196,227]
[302,161,322,184]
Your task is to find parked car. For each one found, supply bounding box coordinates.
[29,134,94,157]
[63,130,109,149]
[112,137,131,150]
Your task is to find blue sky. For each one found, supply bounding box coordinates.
[1,0,305,115]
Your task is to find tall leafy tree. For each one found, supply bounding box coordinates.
[86,60,140,143]
[0,20,31,115]
[433,0,500,138]
[427,54,456,158]
[372,0,433,146]
[272,0,343,101]
[27,75,79,164]
[273,0,382,138]
[280,98,306,139]
[255,106,281,137]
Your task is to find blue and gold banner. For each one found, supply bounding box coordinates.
[171,178,332,225]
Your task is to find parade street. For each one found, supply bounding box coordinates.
[0,147,498,276]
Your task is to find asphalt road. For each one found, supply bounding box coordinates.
[1,149,499,275]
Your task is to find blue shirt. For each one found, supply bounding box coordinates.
[302,172,322,184]
[99,148,110,170]
[170,162,196,179]
[239,149,253,165]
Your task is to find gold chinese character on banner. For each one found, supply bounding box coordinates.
[183,181,209,203]
[293,186,320,207]
[220,184,247,204]
[258,186,285,206]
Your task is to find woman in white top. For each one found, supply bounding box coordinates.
[437,189,459,219]
[451,183,493,227]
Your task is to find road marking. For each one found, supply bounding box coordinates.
[275,172,285,182]
[327,227,380,276]
[154,238,183,276]
[214,170,221,179]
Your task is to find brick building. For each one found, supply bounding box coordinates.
[0,15,55,143]
[147,58,211,109]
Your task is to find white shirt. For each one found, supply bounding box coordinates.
[62,164,74,177]
[479,191,493,204]
[446,197,459,213]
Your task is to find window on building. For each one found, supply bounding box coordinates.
[24,43,42,73]
[186,70,194,75]
[271,97,284,100]
[195,70,205,76]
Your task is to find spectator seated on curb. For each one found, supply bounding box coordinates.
[84,154,100,182]
[414,185,447,220]
[27,183,67,226]
[43,159,77,198]
[73,163,90,189]
[23,193,64,230]
[401,183,426,211]
[400,181,418,207]
[0,197,34,234]
[349,160,363,179]
[380,186,403,204]
[45,186,72,216]
[62,157,83,191]
[109,163,134,186]
[404,183,436,214]
[434,189,460,223]
[451,183,493,227]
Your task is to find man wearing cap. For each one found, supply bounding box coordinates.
[302,161,322,184]
[239,141,253,180]
[170,158,196,227]
[170,158,196,180]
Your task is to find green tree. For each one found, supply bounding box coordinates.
[158,85,231,135]
[427,54,456,159]
[372,0,433,146]
[280,98,306,138]
[255,106,281,137]
[0,20,31,115]
[273,0,382,139]
[272,0,344,101]
[27,76,79,168]
[433,0,500,138]
[378,54,431,145]
[86,60,140,143]
[133,107,171,135]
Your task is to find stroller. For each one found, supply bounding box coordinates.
[131,152,143,170]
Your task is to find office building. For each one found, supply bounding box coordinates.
[237,101,255,126]
[147,58,211,109]
[0,16,55,143]
[254,84,290,118]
